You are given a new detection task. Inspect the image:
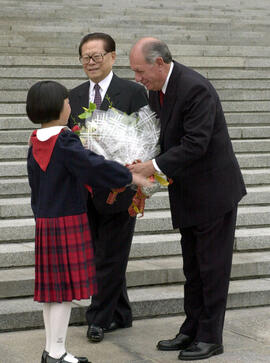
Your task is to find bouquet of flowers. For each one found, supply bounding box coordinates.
[74,102,169,216]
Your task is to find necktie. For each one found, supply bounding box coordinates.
[94,83,102,109]
[159,90,164,107]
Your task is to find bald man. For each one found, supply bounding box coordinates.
[129,38,246,361]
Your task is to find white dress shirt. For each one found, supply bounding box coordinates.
[152,62,174,173]
[89,71,113,104]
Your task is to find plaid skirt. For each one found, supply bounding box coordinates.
[34,213,97,303]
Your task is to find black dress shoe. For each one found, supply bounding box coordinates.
[45,352,89,362]
[178,341,224,360]
[157,333,193,351]
[41,350,48,363]
[87,324,104,342]
[103,321,132,333]
[42,350,88,363]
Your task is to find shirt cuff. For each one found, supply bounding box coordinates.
[152,159,162,173]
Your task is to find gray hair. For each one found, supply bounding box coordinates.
[142,40,172,64]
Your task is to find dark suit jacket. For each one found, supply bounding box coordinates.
[150,61,246,228]
[68,73,148,213]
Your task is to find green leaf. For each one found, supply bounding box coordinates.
[88,102,97,112]
[78,112,88,119]
[79,102,97,119]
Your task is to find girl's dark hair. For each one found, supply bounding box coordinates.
[78,32,116,57]
[26,81,69,124]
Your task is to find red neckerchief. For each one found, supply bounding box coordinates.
[30,129,64,172]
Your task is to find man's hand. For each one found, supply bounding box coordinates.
[131,173,152,188]
[128,160,156,178]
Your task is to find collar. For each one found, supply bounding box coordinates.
[30,126,68,172]
[162,62,174,94]
[89,71,113,94]
[36,126,67,141]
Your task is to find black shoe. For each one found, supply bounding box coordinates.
[87,324,104,342]
[46,352,89,363]
[103,321,132,333]
[41,350,48,363]
[178,341,224,360]
[42,350,88,363]
[157,333,193,351]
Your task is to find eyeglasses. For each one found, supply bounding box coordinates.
[79,52,108,65]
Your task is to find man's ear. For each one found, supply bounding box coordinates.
[156,57,164,67]
[111,51,116,62]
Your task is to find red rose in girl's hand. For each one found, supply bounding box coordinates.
[72,125,81,135]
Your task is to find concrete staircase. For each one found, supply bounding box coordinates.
[1,0,270,331]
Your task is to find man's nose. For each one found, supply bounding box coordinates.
[89,57,96,65]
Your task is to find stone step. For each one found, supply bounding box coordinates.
[1,226,270,270]
[1,43,270,57]
[1,67,270,84]
[3,17,270,33]
[2,55,270,69]
[237,153,270,168]
[1,225,270,269]
[0,178,30,196]
[0,170,268,200]
[0,161,26,177]
[0,169,255,197]
[1,252,270,299]
[0,145,27,160]
[2,138,270,160]
[2,27,270,45]
[1,277,270,331]
[0,117,33,129]
[1,100,270,118]
[2,154,270,177]
[1,206,270,243]
[1,4,269,25]
[2,78,270,93]
[1,0,269,15]
[229,126,270,139]
[232,139,270,153]
[1,186,270,218]
[242,168,270,185]
[0,167,269,197]
[2,75,270,94]
[0,113,269,129]
[2,88,270,104]
[0,130,31,144]
[226,113,270,126]
[0,127,270,148]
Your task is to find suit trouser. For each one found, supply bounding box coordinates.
[179,206,238,344]
[86,205,136,329]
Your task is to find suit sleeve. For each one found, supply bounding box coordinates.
[156,84,217,178]
[59,131,132,189]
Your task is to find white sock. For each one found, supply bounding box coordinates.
[43,303,50,352]
[65,353,79,363]
[45,302,72,359]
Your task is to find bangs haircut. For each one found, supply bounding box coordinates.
[26,81,69,124]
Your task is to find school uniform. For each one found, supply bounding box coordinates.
[27,126,132,303]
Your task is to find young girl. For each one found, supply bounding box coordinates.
[26,81,150,363]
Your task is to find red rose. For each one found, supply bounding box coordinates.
[72,125,80,132]
[72,125,81,136]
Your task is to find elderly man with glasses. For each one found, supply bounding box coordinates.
[68,32,148,343]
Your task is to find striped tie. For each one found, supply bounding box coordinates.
[94,83,102,109]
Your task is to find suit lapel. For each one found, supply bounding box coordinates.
[100,73,121,111]
[78,81,90,108]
